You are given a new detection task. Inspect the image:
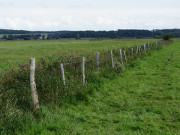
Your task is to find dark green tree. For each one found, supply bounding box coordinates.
[162,34,173,40]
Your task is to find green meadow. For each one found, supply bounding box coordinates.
[0,39,179,135]
[18,40,180,135]
[0,39,157,73]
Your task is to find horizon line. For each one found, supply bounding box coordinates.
[0,28,180,32]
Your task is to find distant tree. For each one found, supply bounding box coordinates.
[162,34,173,40]
[76,34,81,39]
[42,35,45,40]
[2,35,7,39]
[7,35,14,40]
[24,37,31,40]
[154,36,161,39]
[1,29,180,39]
[137,36,143,39]
[47,35,52,40]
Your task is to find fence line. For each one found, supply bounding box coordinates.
[1,41,165,111]
[29,41,164,109]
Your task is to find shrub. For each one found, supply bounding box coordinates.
[162,34,173,40]
[7,37,14,40]
[137,36,143,39]
[154,36,161,39]
[24,37,31,40]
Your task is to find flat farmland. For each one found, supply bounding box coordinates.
[0,39,158,73]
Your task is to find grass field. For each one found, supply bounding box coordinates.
[1,39,179,134]
[0,39,158,73]
[0,39,179,135]
[29,40,180,134]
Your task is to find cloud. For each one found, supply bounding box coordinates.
[97,17,118,25]
[43,20,59,27]
[0,18,38,30]
[61,15,73,24]
[0,20,4,27]
[24,20,37,29]
[5,18,21,29]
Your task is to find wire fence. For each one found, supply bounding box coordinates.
[0,40,169,125]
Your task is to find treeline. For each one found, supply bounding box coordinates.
[0,29,180,40]
[1,34,43,40]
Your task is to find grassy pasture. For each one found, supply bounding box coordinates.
[0,39,158,73]
[1,39,179,135]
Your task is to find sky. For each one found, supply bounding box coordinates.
[0,0,180,31]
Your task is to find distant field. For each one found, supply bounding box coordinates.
[0,39,158,73]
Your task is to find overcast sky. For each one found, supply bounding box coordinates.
[0,0,180,31]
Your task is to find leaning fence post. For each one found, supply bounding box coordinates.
[123,50,127,62]
[119,49,123,64]
[30,58,39,111]
[81,57,85,84]
[95,52,100,68]
[59,63,66,86]
[110,50,114,69]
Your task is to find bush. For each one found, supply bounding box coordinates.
[24,37,31,40]
[162,34,173,40]
[137,36,143,39]
[7,37,14,40]
[154,36,161,39]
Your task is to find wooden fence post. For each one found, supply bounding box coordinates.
[138,46,140,54]
[30,58,39,111]
[136,46,139,55]
[110,50,114,69]
[81,57,85,84]
[143,43,146,51]
[155,42,158,49]
[148,43,150,49]
[131,48,134,57]
[123,50,127,62]
[156,42,158,48]
[59,63,66,86]
[119,49,123,64]
[95,52,100,68]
